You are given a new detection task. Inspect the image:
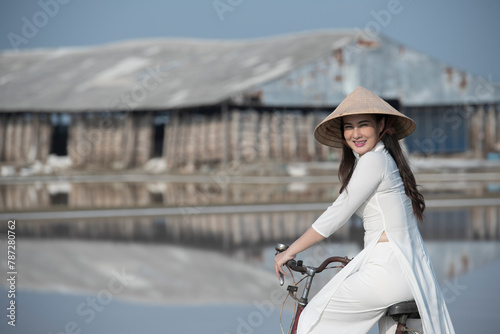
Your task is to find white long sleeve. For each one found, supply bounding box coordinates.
[312,148,387,238]
[302,142,456,334]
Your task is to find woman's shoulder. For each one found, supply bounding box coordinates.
[356,149,389,177]
[358,149,387,165]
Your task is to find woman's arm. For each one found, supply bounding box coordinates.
[274,227,325,279]
[274,152,386,279]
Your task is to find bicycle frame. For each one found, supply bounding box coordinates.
[276,243,351,334]
[276,243,421,334]
[288,266,317,334]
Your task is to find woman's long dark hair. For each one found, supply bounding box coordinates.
[338,115,426,222]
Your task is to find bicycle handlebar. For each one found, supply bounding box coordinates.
[287,256,351,274]
[275,243,351,277]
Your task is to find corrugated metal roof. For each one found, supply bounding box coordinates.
[239,35,500,107]
[0,31,355,111]
[0,30,499,112]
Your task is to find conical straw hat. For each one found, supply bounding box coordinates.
[314,86,416,148]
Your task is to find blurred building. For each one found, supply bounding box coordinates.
[1,30,499,172]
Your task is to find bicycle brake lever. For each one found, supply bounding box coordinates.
[275,243,289,286]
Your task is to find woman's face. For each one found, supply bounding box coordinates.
[342,114,385,156]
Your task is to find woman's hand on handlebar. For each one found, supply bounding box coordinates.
[274,250,296,279]
[274,228,326,280]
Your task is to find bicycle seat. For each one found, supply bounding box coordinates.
[387,300,420,319]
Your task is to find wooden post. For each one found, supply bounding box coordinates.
[471,105,485,158]
[175,115,185,170]
[0,114,7,161]
[193,117,201,167]
[498,207,500,240]
[491,103,500,153]
[281,111,297,160]
[258,112,270,160]
[276,111,284,160]
[306,112,316,161]
[90,114,100,166]
[21,114,33,163]
[134,111,152,166]
[250,109,260,162]
[292,112,299,160]
[108,114,120,168]
[122,113,136,168]
[210,112,220,163]
[230,109,241,163]
[14,115,24,164]
[101,115,114,168]
[496,104,500,151]
[78,114,92,166]
[38,113,52,164]
[198,114,207,165]
[221,103,229,164]
[164,110,179,170]
[174,114,185,169]
[67,114,76,166]
[5,115,15,163]
[200,115,207,166]
[485,104,496,154]
[4,115,16,163]
[185,115,196,172]
[96,114,106,166]
[111,115,124,168]
[204,113,212,164]
[269,111,280,160]
[278,112,293,161]
[75,113,92,166]
[28,113,40,164]
[241,109,258,162]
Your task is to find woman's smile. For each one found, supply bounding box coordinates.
[353,140,367,147]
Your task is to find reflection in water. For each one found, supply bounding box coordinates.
[9,206,500,250]
[1,180,499,282]
[0,181,339,210]
[0,178,498,211]
[1,178,498,334]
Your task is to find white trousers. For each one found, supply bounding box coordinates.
[303,242,417,334]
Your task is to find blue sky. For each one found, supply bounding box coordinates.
[0,0,499,83]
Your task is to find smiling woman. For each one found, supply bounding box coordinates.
[274,86,455,333]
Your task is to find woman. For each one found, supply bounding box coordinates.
[274,86,455,334]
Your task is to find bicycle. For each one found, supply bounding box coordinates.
[275,243,422,334]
